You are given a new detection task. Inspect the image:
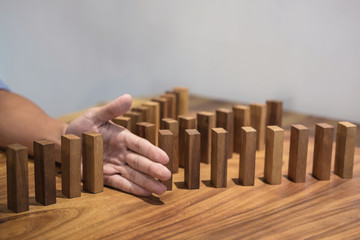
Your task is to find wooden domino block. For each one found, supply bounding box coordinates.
[250,103,267,150]
[152,97,169,119]
[216,108,234,158]
[82,132,104,193]
[173,87,189,116]
[166,90,180,117]
[264,126,284,185]
[211,128,228,188]
[142,101,160,144]
[158,130,174,191]
[34,140,56,205]
[179,115,197,167]
[161,118,179,173]
[288,125,309,183]
[124,111,143,133]
[312,123,334,180]
[239,127,257,186]
[61,134,81,198]
[334,121,357,178]
[161,93,177,119]
[233,105,250,154]
[136,122,156,145]
[266,100,283,127]
[112,116,132,130]
[132,106,149,122]
[197,112,215,164]
[6,144,29,213]
[184,129,201,189]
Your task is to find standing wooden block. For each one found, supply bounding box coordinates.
[6,144,29,213]
[158,130,173,191]
[61,134,81,198]
[161,118,179,173]
[233,105,251,154]
[161,93,177,119]
[166,90,180,117]
[152,97,169,120]
[197,112,215,164]
[142,101,160,144]
[173,87,189,116]
[112,116,132,130]
[82,132,104,193]
[250,103,267,150]
[211,128,228,188]
[288,125,309,183]
[334,122,357,179]
[124,111,143,133]
[264,126,284,185]
[136,122,156,145]
[132,106,149,122]
[312,123,334,180]
[34,140,56,205]
[239,127,257,186]
[266,100,283,127]
[179,115,197,167]
[216,108,234,158]
[184,129,201,189]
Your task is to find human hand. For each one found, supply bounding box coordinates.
[66,94,171,196]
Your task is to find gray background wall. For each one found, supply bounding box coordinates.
[1,1,359,123]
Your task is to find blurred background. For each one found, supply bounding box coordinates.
[0,1,359,122]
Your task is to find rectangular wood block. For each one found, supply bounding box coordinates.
[161,93,177,119]
[264,126,284,185]
[61,134,81,198]
[288,125,309,183]
[161,118,179,173]
[158,130,174,191]
[233,105,251,154]
[6,144,29,213]
[112,116,132,130]
[173,87,189,116]
[82,132,104,193]
[334,121,357,178]
[136,122,156,145]
[312,123,334,180]
[266,100,283,127]
[132,106,149,123]
[142,101,160,145]
[211,128,228,188]
[124,111,143,133]
[34,140,56,205]
[152,97,169,120]
[216,108,234,158]
[166,90,180,117]
[179,115,197,168]
[239,127,257,186]
[250,103,267,151]
[184,129,201,189]
[197,112,215,164]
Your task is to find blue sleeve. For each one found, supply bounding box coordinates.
[0,79,10,91]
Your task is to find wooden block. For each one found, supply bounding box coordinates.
[197,112,215,164]
[161,118,179,173]
[166,90,180,117]
[61,134,81,198]
[112,116,131,130]
[124,111,142,133]
[184,129,201,189]
[161,93,177,119]
[82,132,104,193]
[152,97,169,120]
[250,103,267,150]
[132,106,149,123]
[6,144,29,213]
[142,101,160,144]
[216,108,234,158]
[233,105,251,154]
[34,140,56,205]
[312,123,334,180]
[239,127,257,186]
[211,128,228,188]
[158,130,173,191]
[136,122,156,145]
[334,121,357,178]
[264,126,284,185]
[173,87,189,116]
[178,115,197,168]
[266,100,283,127]
[288,125,309,183]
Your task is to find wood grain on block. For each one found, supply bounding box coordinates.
[142,101,160,144]
[264,126,284,185]
[158,130,173,191]
[161,93,177,119]
[250,103,267,150]
[211,128,228,188]
[124,111,142,133]
[173,87,189,116]
[136,122,156,145]
[82,132,104,193]
[239,127,257,186]
[334,122,357,178]
[132,106,149,123]
[184,129,201,189]
[216,108,234,158]
[179,115,197,168]
[197,111,215,164]
[161,118,179,173]
[34,140,56,205]
[233,105,250,154]
[312,123,334,180]
[266,100,283,127]
[152,97,169,119]
[112,116,132,130]
[6,144,29,213]
[288,125,309,183]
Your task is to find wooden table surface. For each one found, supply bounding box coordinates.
[1,96,360,240]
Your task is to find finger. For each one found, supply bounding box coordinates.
[104,174,151,197]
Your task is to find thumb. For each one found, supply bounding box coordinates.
[93,94,132,123]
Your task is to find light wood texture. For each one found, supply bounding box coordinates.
[264,126,284,185]
[33,140,56,205]
[216,108,234,158]
[334,121,357,178]
[132,106,149,123]
[178,115,197,168]
[158,130,173,191]
[197,111,215,164]
[211,128,228,188]
[6,144,29,213]
[136,122,156,145]
[161,93,177,119]
[160,118,179,173]
[173,87,189,116]
[184,129,201,189]
[233,105,250,154]
[61,134,81,198]
[266,100,283,127]
[124,111,142,133]
[250,103,267,151]
[312,123,334,181]
[288,124,309,183]
[112,116,131,130]
[82,132,103,194]
[142,101,160,145]
[239,127,257,186]
[152,97,168,120]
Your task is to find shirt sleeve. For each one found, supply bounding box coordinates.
[0,79,10,91]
